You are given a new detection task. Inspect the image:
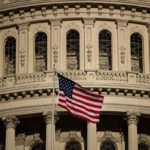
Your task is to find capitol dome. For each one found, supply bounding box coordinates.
[0,0,150,150]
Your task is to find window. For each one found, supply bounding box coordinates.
[67,29,80,70]
[35,32,47,72]
[138,143,149,150]
[65,140,81,150]
[5,36,16,75]
[100,141,116,150]
[99,30,112,70]
[131,33,143,73]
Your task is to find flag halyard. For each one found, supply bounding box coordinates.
[57,73,104,123]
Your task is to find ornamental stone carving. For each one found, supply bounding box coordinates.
[53,6,58,16]
[86,44,92,63]
[52,45,59,66]
[75,5,80,15]
[120,7,125,17]
[19,48,25,68]
[3,115,20,129]
[126,112,141,125]
[98,5,103,16]
[43,111,59,125]
[64,5,69,16]
[120,45,126,64]
[67,55,79,70]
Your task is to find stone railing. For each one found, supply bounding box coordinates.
[15,73,46,85]
[0,71,150,93]
[96,71,128,83]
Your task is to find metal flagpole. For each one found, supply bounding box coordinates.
[51,66,56,150]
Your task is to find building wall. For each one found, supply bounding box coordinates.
[0,0,150,150]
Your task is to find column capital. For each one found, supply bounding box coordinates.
[116,19,128,28]
[17,22,30,31]
[126,111,141,125]
[50,19,61,26]
[43,111,59,125]
[2,115,20,129]
[83,18,95,25]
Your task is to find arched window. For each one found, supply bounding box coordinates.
[99,29,112,70]
[5,36,16,75]
[67,29,80,70]
[138,143,149,150]
[100,141,116,150]
[65,140,81,150]
[130,33,143,73]
[35,32,47,72]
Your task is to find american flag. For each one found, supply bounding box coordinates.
[57,73,104,123]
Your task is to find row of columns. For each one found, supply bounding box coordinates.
[2,111,140,150]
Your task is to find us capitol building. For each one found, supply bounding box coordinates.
[0,0,150,150]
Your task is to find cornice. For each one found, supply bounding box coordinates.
[0,71,150,101]
[1,0,150,12]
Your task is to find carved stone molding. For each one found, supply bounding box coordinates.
[126,111,141,125]
[50,19,61,26]
[60,131,83,143]
[131,8,136,18]
[53,6,58,16]
[43,111,59,125]
[86,44,92,63]
[120,7,125,17]
[86,5,91,15]
[41,7,47,17]
[18,23,29,31]
[52,45,59,66]
[138,134,150,146]
[19,48,25,68]
[109,6,114,16]
[75,5,80,15]
[117,20,128,28]
[98,5,103,16]
[98,131,120,143]
[3,115,20,129]
[120,45,126,64]
[64,5,69,16]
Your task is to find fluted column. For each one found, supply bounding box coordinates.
[44,111,59,150]
[3,115,20,150]
[0,29,3,77]
[87,122,97,150]
[126,112,140,150]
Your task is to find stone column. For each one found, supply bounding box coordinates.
[116,20,128,71]
[3,115,20,150]
[87,122,97,150]
[44,111,59,150]
[18,23,29,74]
[126,112,140,150]
[50,19,61,70]
[0,29,3,77]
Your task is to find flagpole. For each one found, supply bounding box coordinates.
[52,66,56,150]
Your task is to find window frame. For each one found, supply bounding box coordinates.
[4,36,16,76]
[130,32,143,73]
[34,31,48,72]
[99,29,112,71]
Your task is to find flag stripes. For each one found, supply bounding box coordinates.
[58,73,104,123]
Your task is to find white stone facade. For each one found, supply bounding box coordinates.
[0,0,150,150]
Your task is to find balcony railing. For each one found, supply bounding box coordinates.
[0,71,150,93]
